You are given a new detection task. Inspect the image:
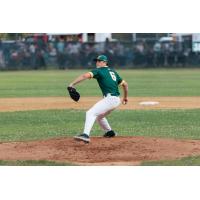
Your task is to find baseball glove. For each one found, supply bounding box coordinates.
[67,86,80,102]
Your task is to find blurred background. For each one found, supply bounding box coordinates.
[0,33,200,70]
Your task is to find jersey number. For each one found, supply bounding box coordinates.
[109,72,116,81]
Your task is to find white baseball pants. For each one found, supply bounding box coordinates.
[83,95,121,136]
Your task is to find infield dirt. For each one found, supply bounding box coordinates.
[1,96,200,112]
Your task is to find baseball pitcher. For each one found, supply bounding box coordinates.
[68,55,128,143]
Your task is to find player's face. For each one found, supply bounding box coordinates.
[96,60,107,67]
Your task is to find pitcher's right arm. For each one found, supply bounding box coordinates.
[120,80,128,105]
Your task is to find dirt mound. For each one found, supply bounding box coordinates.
[0,136,200,165]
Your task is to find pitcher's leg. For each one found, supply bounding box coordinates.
[83,98,114,136]
[96,116,112,132]
[97,115,117,137]
[81,96,120,137]
[83,109,97,136]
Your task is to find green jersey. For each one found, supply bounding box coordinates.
[89,66,123,96]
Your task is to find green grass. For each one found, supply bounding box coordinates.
[141,156,200,166]
[0,160,76,166]
[1,69,200,97]
[1,156,200,166]
[1,109,200,142]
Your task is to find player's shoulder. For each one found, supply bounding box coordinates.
[105,66,115,71]
[90,67,100,72]
[90,67,102,78]
[107,66,118,73]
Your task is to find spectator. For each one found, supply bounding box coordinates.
[56,38,65,69]
[0,50,5,68]
[0,38,200,70]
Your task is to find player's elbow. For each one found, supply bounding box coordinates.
[124,81,128,87]
[123,82,128,93]
[122,81,128,88]
[83,72,91,79]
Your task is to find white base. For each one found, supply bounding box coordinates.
[139,101,159,106]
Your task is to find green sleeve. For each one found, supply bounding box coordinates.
[116,72,123,85]
[90,68,99,79]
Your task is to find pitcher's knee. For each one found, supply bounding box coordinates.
[86,109,96,117]
[97,113,105,120]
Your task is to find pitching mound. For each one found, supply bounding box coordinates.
[0,136,200,165]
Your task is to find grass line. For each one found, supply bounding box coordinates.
[0,160,76,166]
[141,156,200,166]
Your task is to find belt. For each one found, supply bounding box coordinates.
[104,93,119,97]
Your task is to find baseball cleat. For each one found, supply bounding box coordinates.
[103,130,117,138]
[74,133,90,143]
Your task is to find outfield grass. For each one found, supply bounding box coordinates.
[1,69,200,97]
[141,156,200,166]
[1,109,200,142]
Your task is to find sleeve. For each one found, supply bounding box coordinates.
[115,71,123,85]
[89,68,99,79]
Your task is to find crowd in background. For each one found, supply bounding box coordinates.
[0,38,200,70]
